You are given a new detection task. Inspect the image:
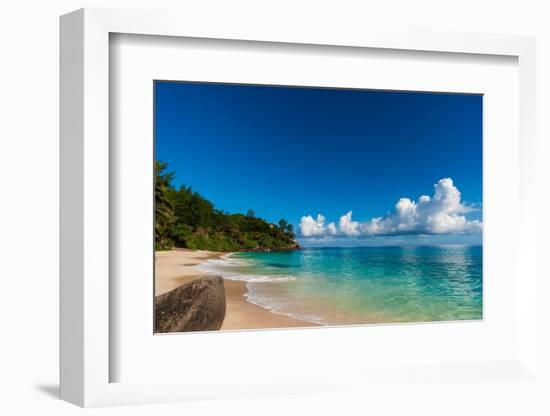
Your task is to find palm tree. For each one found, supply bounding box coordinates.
[155,161,175,248]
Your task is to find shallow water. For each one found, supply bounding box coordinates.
[197,246,482,326]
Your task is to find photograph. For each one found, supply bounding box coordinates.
[153,81,483,333]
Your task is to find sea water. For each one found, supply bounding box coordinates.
[197,246,482,326]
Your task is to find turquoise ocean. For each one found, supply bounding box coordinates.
[197,245,483,326]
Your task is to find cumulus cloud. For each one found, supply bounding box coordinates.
[299,178,481,238]
[339,211,360,236]
[299,214,327,237]
[327,222,338,235]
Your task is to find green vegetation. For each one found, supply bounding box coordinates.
[155,161,299,252]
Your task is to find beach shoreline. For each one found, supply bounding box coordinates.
[155,249,317,331]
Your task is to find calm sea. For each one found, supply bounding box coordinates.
[197,245,483,326]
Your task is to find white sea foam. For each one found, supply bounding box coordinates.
[195,254,325,325]
[194,254,296,283]
[244,287,325,326]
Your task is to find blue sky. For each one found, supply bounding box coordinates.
[155,81,482,246]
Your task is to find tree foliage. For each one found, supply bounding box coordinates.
[155,161,175,249]
[155,161,298,252]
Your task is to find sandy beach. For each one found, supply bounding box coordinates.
[155,250,316,331]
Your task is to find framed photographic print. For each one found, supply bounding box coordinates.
[153,81,483,333]
[60,8,538,408]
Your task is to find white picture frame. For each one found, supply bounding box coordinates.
[60,7,538,407]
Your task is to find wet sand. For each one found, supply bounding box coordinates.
[155,250,316,330]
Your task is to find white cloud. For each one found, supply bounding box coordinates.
[339,211,360,236]
[299,214,327,236]
[298,178,482,238]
